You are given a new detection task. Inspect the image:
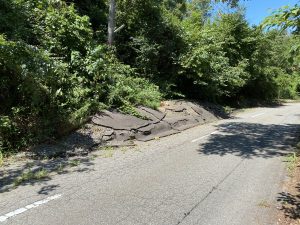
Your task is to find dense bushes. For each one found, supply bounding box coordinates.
[0,0,299,155]
[179,14,251,100]
[0,1,161,155]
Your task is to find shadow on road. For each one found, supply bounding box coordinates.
[0,131,97,194]
[198,122,300,159]
[277,184,300,220]
[0,157,95,194]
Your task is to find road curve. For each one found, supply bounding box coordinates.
[1,103,300,225]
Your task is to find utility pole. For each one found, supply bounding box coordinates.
[108,0,116,45]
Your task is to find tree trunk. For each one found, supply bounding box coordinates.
[108,0,116,45]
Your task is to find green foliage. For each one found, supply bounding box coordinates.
[108,75,161,110]
[263,4,300,33]
[115,0,185,81]
[0,1,162,153]
[0,116,21,155]
[0,0,299,155]
[276,72,300,99]
[0,150,3,166]
[180,13,251,100]
[0,35,79,153]
[262,3,300,64]
[128,36,161,76]
[240,29,300,100]
[35,1,93,59]
[13,168,49,187]
[0,0,35,42]
[82,45,161,109]
[68,0,107,32]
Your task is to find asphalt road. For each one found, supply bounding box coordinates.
[1,103,300,225]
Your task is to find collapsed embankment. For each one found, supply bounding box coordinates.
[33,100,228,158]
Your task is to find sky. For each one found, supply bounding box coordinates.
[242,0,299,25]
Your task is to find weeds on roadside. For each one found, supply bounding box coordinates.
[258,200,271,208]
[97,146,115,158]
[285,152,298,173]
[13,169,49,187]
[223,106,234,114]
[54,163,67,173]
[285,141,300,173]
[102,151,114,158]
[0,151,3,167]
[69,159,80,167]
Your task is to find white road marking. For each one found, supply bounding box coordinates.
[191,134,210,143]
[0,216,7,222]
[251,112,265,118]
[0,194,62,222]
[191,130,223,143]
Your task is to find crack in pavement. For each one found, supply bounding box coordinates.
[176,158,246,225]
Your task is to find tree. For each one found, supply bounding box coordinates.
[67,0,107,32]
[262,3,300,67]
[263,4,300,34]
[108,0,116,45]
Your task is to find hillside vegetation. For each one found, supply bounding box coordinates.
[0,0,299,155]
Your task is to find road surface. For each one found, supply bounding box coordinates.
[1,103,300,225]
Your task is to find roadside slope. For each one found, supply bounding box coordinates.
[32,100,226,158]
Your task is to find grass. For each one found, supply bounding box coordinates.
[13,169,49,187]
[54,163,67,173]
[97,145,140,157]
[0,151,3,167]
[8,143,142,189]
[285,152,299,174]
[223,106,234,114]
[284,140,300,175]
[89,154,98,160]
[120,147,128,154]
[13,159,82,187]
[97,146,115,158]
[102,151,114,158]
[69,159,80,167]
[258,200,271,208]
[99,146,114,151]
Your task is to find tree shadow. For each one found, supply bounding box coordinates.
[198,122,300,159]
[200,101,232,119]
[38,184,60,195]
[232,98,284,109]
[277,184,300,220]
[0,131,97,194]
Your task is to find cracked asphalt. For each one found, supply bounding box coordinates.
[1,103,300,225]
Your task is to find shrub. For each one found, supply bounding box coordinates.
[84,45,162,110]
[276,72,300,99]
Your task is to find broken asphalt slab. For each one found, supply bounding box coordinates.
[33,100,227,158]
